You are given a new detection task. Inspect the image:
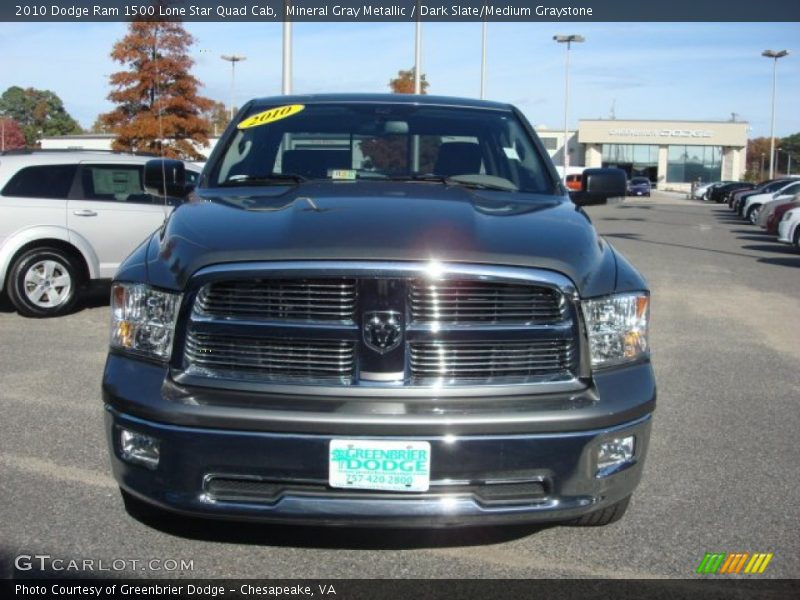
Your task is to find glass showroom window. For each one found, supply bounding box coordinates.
[667,145,721,183]
[602,144,658,180]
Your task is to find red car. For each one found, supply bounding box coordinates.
[767,200,800,234]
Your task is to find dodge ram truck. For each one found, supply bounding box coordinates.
[103,94,655,527]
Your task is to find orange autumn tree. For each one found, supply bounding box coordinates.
[101,21,213,159]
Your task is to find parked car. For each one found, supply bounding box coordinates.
[742,180,800,223]
[0,150,199,317]
[756,184,800,227]
[104,94,654,528]
[627,177,651,197]
[766,199,800,235]
[694,181,733,201]
[565,172,582,191]
[711,182,752,204]
[734,178,796,215]
[777,208,800,250]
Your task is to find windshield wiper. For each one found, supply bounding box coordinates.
[384,173,519,192]
[219,173,307,187]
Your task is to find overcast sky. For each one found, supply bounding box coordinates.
[1,21,798,137]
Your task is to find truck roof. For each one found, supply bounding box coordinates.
[246,93,513,111]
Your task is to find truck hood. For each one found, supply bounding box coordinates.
[141,181,623,297]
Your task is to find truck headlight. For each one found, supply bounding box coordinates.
[110,283,181,360]
[581,293,649,367]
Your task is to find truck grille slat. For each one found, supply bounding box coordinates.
[195,279,357,322]
[409,341,575,383]
[409,280,565,324]
[184,331,355,383]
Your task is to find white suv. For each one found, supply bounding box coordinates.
[0,150,199,317]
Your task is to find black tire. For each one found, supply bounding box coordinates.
[6,246,82,318]
[747,205,760,224]
[568,495,631,527]
[120,488,165,522]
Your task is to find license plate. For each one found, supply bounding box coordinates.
[329,440,431,492]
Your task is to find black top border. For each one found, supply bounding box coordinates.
[3,0,800,22]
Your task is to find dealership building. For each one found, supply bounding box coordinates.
[537,119,749,191]
[41,117,749,192]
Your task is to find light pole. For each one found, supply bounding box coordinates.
[480,10,487,99]
[221,54,246,120]
[761,49,789,179]
[414,17,422,94]
[282,22,292,94]
[759,152,765,180]
[554,34,585,178]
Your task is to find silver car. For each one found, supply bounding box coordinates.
[0,150,199,317]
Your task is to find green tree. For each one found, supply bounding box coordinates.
[0,86,82,146]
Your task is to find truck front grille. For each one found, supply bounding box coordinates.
[409,340,576,384]
[195,279,357,322]
[180,263,582,390]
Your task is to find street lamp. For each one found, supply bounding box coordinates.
[480,4,487,99]
[761,49,789,179]
[759,152,766,180]
[221,54,246,120]
[554,34,585,177]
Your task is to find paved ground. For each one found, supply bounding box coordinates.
[1,191,798,579]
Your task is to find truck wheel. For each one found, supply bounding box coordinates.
[7,247,81,318]
[120,488,165,522]
[569,495,631,526]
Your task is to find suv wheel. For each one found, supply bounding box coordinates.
[568,495,631,527]
[7,247,81,317]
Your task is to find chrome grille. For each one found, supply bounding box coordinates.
[195,279,357,322]
[184,331,355,383]
[409,280,565,324]
[409,340,576,383]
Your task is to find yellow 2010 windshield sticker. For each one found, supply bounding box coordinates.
[237,104,305,129]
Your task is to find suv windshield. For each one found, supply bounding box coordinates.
[208,102,554,195]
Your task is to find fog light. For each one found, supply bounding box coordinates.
[597,435,635,477]
[120,429,160,470]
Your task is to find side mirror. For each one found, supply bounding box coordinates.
[569,168,627,206]
[144,159,188,199]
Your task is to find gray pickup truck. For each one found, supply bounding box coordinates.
[103,94,655,527]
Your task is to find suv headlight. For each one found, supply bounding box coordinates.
[110,283,181,360]
[581,293,649,367]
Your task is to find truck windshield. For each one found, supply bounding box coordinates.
[207,103,555,195]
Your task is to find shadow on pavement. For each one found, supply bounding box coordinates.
[130,512,551,549]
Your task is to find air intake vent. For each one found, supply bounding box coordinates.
[409,340,576,384]
[184,331,355,384]
[409,280,565,324]
[195,279,357,322]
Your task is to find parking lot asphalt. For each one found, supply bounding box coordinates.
[1,191,798,579]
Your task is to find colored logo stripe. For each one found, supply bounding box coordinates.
[697,552,773,574]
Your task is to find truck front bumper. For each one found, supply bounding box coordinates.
[104,353,655,527]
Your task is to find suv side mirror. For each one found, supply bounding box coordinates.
[569,168,627,206]
[144,159,188,199]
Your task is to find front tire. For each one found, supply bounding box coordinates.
[747,205,760,224]
[6,247,81,317]
[569,495,631,527]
